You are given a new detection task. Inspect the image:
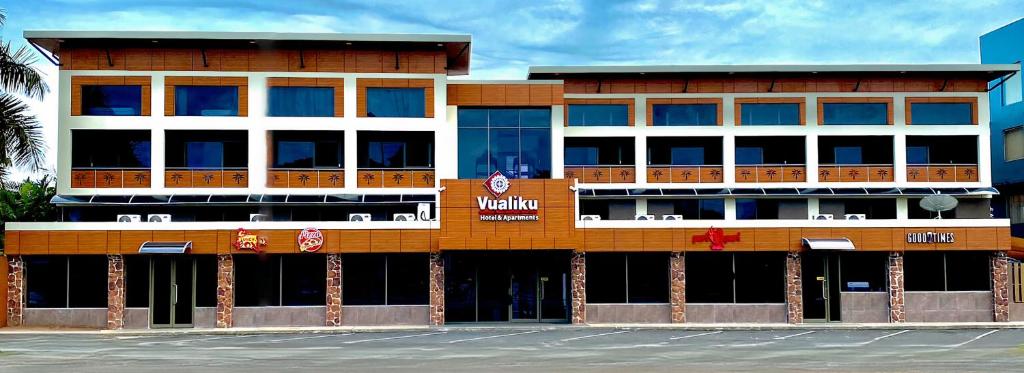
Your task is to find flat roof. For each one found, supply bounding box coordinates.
[528,64,1020,80]
[25,30,473,75]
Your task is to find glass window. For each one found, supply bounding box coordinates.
[359,132,434,169]
[457,108,552,179]
[821,103,888,125]
[565,147,599,165]
[366,88,425,117]
[185,142,224,168]
[839,253,887,292]
[386,254,429,305]
[234,255,281,307]
[910,103,973,125]
[834,146,863,164]
[686,253,734,303]
[1005,127,1024,162]
[734,253,785,303]
[68,256,108,308]
[174,86,238,116]
[276,141,315,168]
[25,256,68,308]
[585,254,627,303]
[343,255,386,305]
[736,199,805,220]
[740,103,800,125]
[368,142,405,168]
[81,85,142,116]
[125,256,150,308]
[904,252,945,291]
[585,253,668,303]
[907,146,929,164]
[195,256,218,308]
[342,254,427,305]
[281,255,326,306]
[905,252,988,291]
[568,104,629,126]
[268,87,334,117]
[735,147,764,165]
[671,147,705,165]
[1003,73,1022,106]
[651,104,717,126]
[72,130,151,168]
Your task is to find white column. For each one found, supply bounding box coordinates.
[248,75,267,119]
[248,129,267,191]
[723,134,736,183]
[151,129,165,189]
[977,93,993,185]
[636,198,648,215]
[56,71,72,194]
[634,134,646,184]
[722,97,736,127]
[897,197,909,219]
[344,76,357,119]
[724,198,737,220]
[805,134,818,184]
[894,134,908,183]
[152,74,165,117]
[807,198,820,218]
[345,129,359,189]
[436,105,458,180]
[634,97,647,127]
[552,105,565,179]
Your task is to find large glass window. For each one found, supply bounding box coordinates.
[71,130,151,168]
[568,104,629,126]
[687,253,785,303]
[174,86,238,116]
[564,138,634,166]
[905,252,990,291]
[585,253,669,303]
[910,102,973,125]
[272,132,344,168]
[739,103,801,125]
[818,136,894,165]
[651,104,717,126]
[458,108,551,179]
[81,85,142,116]
[166,131,247,168]
[838,253,888,292]
[25,256,107,308]
[366,88,425,117]
[359,132,434,169]
[647,199,725,220]
[343,254,429,305]
[821,103,888,125]
[1003,73,1022,106]
[736,199,808,220]
[905,136,978,164]
[124,256,150,308]
[234,255,326,307]
[833,146,863,164]
[268,87,334,117]
[1005,127,1024,162]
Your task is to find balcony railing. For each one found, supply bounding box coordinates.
[564,165,636,183]
[735,164,806,183]
[268,169,345,188]
[646,165,724,183]
[356,168,435,188]
[906,164,979,182]
[818,164,895,182]
[165,168,248,188]
[71,168,151,188]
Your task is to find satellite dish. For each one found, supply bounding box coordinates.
[919,194,958,219]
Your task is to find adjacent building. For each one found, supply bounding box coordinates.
[2,30,1021,329]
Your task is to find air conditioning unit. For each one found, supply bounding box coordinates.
[249,214,268,222]
[812,214,834,221]
[844,214,867,221]
[417,203,431,221]
[147,214,172,223]
[394,213,416,221]
[662,215,684,221]
[580,215,602,221]
[635,214,655,221]
[349,213,372,222]
[117,214,141,223]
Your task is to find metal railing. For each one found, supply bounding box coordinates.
[645,165,724,183]
[818,164,895,182]
[564,165,637,183]
[70,167,151,188]
[165,167,249,188]
[267,168,345,188]
[906,164,979,182]
[356,167,435,188]
[734,164,806,183]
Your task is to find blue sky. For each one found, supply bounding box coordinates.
[2,0,1023,178]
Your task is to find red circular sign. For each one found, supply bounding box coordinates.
[297,228,324,253]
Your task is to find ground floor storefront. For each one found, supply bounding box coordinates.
[3,249,1020,329]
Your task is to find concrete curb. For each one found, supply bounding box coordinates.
[2,322,1023,335]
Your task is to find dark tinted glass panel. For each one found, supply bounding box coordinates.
[586,253,627,303]
[735,147,764,165]
[68,255,108,308]
[699,199,726,219]
[490,128,519,177]
[910,103,973,125]
[175,86,238,116]
[686,253,734,303]
[945,252,990,291]
[904,252,945,291]
[125,256,150,308]
[834,146,863,164]
[342,254,386,305]
[565,147,599,165]
[71,130,151,168]
[387,254,429,305]
[25,256,68,308]
[457,108,552,179]
[234,255,281,306]
[652,104,717,126]
[268,87,334,117]
[839,253,887,292]
[520,109,552,127]
[457,108,488,127]
[82,85,142,115]
[907,146,929,164]
[568,105,628,126]
[627,254,669,303]
[736,199,758,220]
[735,253,784,303]
[275,141,315,168]
[671,147,704,165]
[521,128,552,178]
[740,103,800,125]
[366,88,425,117]
[195,256,218,307]
[185,142,224,168]
[821,103,888,125]
[281,255,326,306]
[458,128,490,178]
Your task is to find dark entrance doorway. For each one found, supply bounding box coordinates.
[445,251,570,323]
[150,256,195,328]
[802,252,840,322]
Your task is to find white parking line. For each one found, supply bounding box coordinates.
[258,334,352,343]
[945,329,999,348]
[138,334,261,346]
[669,331,722,340]
[819,330,910,348]
[560,330,630,342]
[773,331,815,340]
[859,330,910,345]
[447,330,539,344]
[342,332,446,344]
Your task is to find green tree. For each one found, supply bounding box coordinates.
[0,175,58,253]
[0,8,49,183]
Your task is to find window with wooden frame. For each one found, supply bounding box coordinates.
[817,97,893,125]
[734,98,806,126]
[647,98,723,126]
[71,76,151,116]
[565,99,635,127]
[164,76,248,117]
[356,79,434,118]
[266,78,344,117]
[905,97,978,125]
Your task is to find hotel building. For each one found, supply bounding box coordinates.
[2,31,1022,329]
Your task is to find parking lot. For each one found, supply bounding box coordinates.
[0,327,1022,372]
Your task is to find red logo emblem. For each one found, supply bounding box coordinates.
[483,171,510,197]
[298,228,324,253]
[232,228,267,253]
[692,227,741,251]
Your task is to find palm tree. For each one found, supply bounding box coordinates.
[0,9,49,183]
[1,175,57,252]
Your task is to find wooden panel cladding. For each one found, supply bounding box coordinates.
[356,79,435,118]
[564,166,636,183]
[165,169,248,188]
[646,166,724,183]
[906,164,979,182]
[817,97,894,125]
[164,76,248,116]
[438,178,576,251]
[61,47,447,74]
[266,77,344,117]
[905,97,978,125]
[562,77,988,94]
[71,169,152,188]
[564,98,635,126]
[735,165,806,183]
[5,229,437,254]
[646,98,724,126]
[70,76,151,116]
[355,169,435,188]
[734,97,806,125]
[267,169,345,188]
[817,165,895,183]
[446,84,564,106]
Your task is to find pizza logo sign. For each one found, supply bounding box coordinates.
[692,227,741,251]
[483,171,510,197]
[298,228,324,253]
[233,228,267,253]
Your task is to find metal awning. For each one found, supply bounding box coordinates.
[576,187,1000,198]
[138,241,192,254]
[51,194,438,206]
[802,238,856,251]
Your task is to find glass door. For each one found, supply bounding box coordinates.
[801,253,841,322]
[538,267,568,322]
[150,257,194,328]
[509,268,538,321]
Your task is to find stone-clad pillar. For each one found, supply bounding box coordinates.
[785,253,803,324]
[107,255,125,330]
[888,252,906,323]
[428,253,445,326]
[570,252,586,324]
[216,254,234,328]
[669,252,686,323]
[326,254,343,326]
[7,256,24,327]
[992,252,1010,322]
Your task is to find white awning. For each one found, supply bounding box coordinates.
[802,238,855,251]
[138,241,192,254]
